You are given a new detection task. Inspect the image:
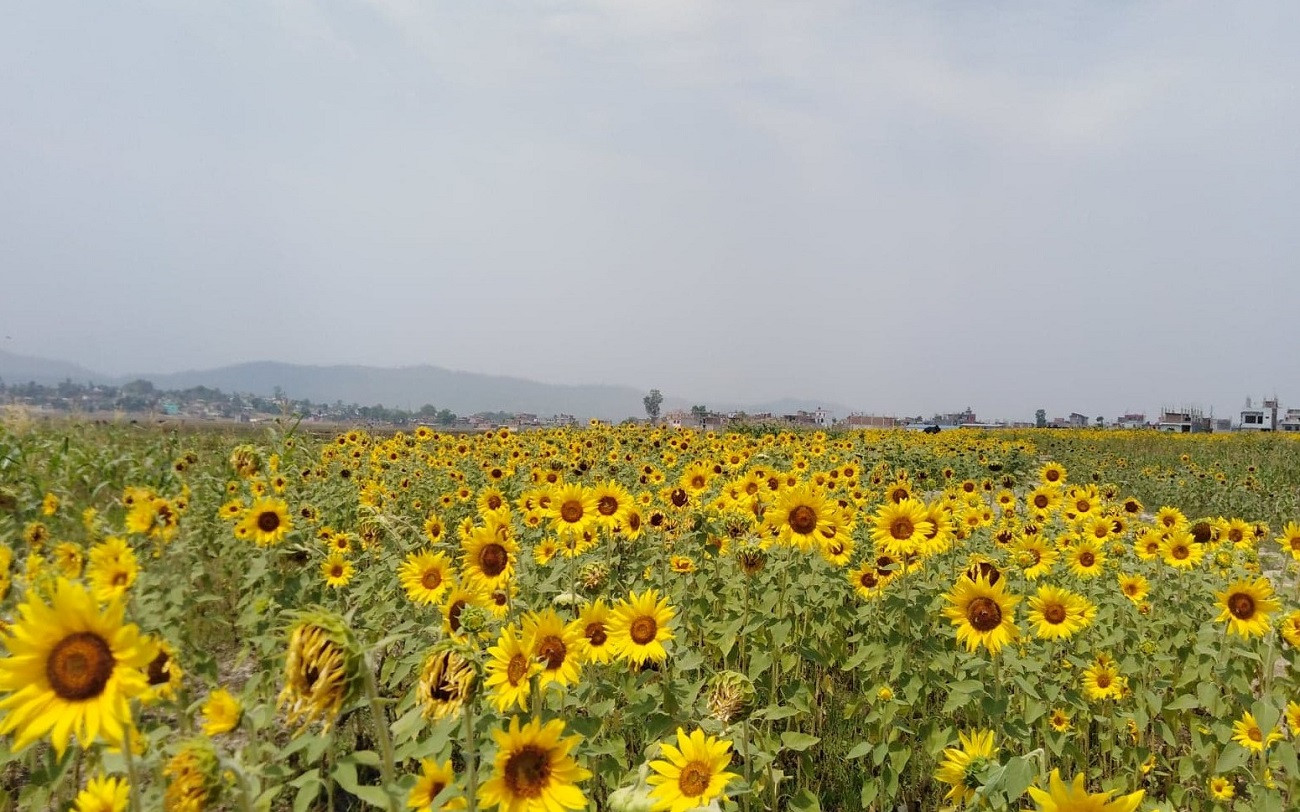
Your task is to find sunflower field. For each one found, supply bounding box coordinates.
[2,411,1300,812]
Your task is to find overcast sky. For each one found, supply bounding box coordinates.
[3,2,1298,421]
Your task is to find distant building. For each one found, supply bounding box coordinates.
[844,413,900,428]
[1239,397,1279,431]
[1158,407,1211,433]
[1067,413,1089,428]
[1116,413,1147,429]
[1279,409,1300,433]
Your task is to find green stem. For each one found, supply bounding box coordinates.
[464,701,479,812]
[361,660,399,812]
[123,733,143,812]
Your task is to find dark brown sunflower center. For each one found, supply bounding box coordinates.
[585,623,607,647]
[629,616,658,645]
[671,489,689,507]
[1229,593,1256,620]
[421,569,443,590]
[859,571,879,588]
[503,746,551,798]
[967,597,1003,632]
[257,511,280,533]
[560,501,583,523]
[1043,604,1067,624]
[448,600,466,632]
[112,571,129,586]
[487,495,503,510]
[537,636,567,670]
[597,496,618,516]
[1171,545,1189,560]
[627,513,641,531]
[1076,500,1090,513]
[678,761,712,797]
[889,517,914,540]
[479,544,508,577]
[47,632,115,701]
[1078,552,1096,568]
[788,505,818,534]
[147,650,171,686]
[507,654,529,685]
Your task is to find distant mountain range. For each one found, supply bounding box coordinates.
[0,350,853,421]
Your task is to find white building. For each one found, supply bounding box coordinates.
[1239,397,1279,431]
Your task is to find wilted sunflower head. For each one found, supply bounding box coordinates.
[418,642,477,721]
[277,610,361,733]
[705,670,755,724]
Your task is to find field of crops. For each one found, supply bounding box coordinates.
[2,412,1300,811]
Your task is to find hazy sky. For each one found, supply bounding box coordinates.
[3,2,1298,421]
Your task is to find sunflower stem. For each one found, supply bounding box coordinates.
[122,731,143,812]
[361,658,399,812]
[464,700,479,812]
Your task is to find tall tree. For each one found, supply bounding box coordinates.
[642,389,663,424]
[1035,409,1047,428]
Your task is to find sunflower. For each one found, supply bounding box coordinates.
[1215,577,1281,638]
[1153,505,1187,531]
[1048,708,1072,733]
[533,538,560,566]
[520,609,583,689]
[608,589,676,666]
[443,584,487,640]
[423,514,447,544]
[462,524,518,590]
[1014,537,1057,580]
[1026,486,1061,516]
[142,639,183,705]
[1287,701,1300,735]
[199,687,242,736]
[1157,530,1204,570]
[669,555,696,574]
[1281,611,1300,647]
[1208,776,1235,801]
[71,772,130,812]
[1117,573,1148,604]
[164,739,222,812]
[1081,655,1126,702]
[418,646,476,721]
[766,485,836,552]
[398,550,455,606]
[590,480,633,528]
[576,600,616,664]
[409,758,466,810]
[848,560,887,600]
[241,498,292,546]
[646,727,739,812]
[485,625,539,713]
[1065,540,1105,578]
[1277,521,1300,561]
[477,487,510,516]
[1039,462,1067,486]
[277,614,358,732]
[52,542,84,578]
[1232,710,1282,753]
[0,578,154,756]
[933,729,997,806]
[86,537,139,604]
[1026,586,1096,641]
[941,574,1020,655]
[320,552,354,589]
[479,716,590,812]
[547,484,599,538]
[871,499,934,557]
[1133,529,1163,562]
[1027,769,1143,812]
[818,531,855,568]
